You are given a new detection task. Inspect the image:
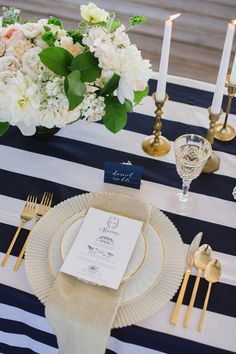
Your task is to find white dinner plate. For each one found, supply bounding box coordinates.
[48,211,165,304]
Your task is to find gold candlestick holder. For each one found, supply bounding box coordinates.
[142,93,170,157]
[214,75,236,141]
[202,107,223,174]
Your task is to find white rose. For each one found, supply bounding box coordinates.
[0,55,20,72]
[22,22,41,38]
[0,40,6,56]
[22,47,45,81]
[94,43,119,71]
[58,36,84,56]
[80,2,109,23]
[6,39,32,58]
[0,69,17,83]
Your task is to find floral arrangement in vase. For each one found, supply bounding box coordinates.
[0,3,152,137]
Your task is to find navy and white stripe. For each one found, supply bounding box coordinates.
[0,75,235,354]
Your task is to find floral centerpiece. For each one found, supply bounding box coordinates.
[0,4,152,137]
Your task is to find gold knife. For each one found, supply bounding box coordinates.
[170,232,203,325]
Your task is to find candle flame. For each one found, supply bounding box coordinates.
[230,19,236,25]
[168,13,181,22]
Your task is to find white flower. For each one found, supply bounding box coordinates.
[80,94,105,122]
[117,76,134,103]
[113,25,130,47]
[37,19,48,32]
[83,27,111,51]
[22,47,45,81]
[0,69,17,83]
[58,36,84,56]
[0,40,6,56]
[21,22,41,38]
[45,78,60,97]
[0,72,40,128]
[117,45,152,93]
[34,36,48,49]
[6,39,32,58]
[0,55,20,72]
[94,43,119,71]
[80,2,109,23]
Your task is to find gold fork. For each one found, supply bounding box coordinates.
[13,192,53,271]
[1,195,37,267]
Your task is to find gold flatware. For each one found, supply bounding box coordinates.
[170,232,203,325]
[1,195,37,267]
[198,259,221,332]
[183,244,212,328]
[13,192,53,271]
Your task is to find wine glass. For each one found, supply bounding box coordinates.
[171,134,212,214]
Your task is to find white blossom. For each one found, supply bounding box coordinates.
[80,2,109,23]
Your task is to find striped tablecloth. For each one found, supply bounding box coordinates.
[0,75,235,354]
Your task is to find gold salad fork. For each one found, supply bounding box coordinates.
[1,195,37,267]
[13,192,53,271]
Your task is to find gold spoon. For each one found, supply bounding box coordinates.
[198,259,221,332]
[183,244,212,328]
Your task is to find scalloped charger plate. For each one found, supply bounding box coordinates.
[25,192,185,328]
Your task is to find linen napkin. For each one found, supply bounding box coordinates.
[45,192,151,354]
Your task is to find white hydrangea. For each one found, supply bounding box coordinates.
[80,94,105,122]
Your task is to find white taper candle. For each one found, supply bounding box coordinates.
[211,20,236,114]
[156,13,181,102]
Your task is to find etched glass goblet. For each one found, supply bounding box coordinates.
[171,134,212,214]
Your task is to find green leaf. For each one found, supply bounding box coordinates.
[0,122,9,136]
[48,16,62,28]
[39,47,73,76]
[100,74,120,96]
[42,29,57,47]
[110,20,121,32]
[103,97,127,133]
[67,30,83,44]
[71,52,101,83]
[134,86,149,104]
[129,15,148,27]
[64,70,86,110]
[124,99,133,112]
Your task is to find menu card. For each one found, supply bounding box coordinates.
[60,207,143,289]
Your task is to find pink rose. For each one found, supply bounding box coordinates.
[1,26,25,46]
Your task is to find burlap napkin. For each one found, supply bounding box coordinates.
[45,192,151,354]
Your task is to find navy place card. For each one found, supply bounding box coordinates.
[104,161,143,189]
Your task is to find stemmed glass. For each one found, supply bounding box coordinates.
[171,134,212,214]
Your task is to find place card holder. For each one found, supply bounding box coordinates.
[104,161,143,189]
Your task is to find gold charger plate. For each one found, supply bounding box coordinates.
[25,192,185,328]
